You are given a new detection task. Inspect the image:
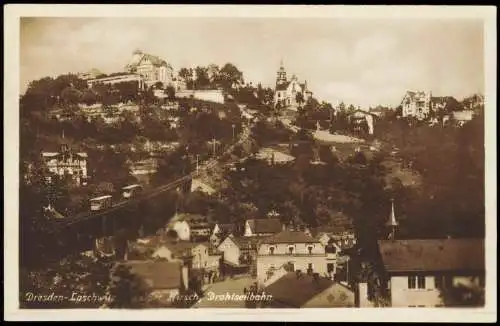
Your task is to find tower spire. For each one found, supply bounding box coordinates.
[386,198,398,240]
[276,58,287,86]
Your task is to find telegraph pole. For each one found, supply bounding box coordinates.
[196,154,199,176]
[211,137,217,157]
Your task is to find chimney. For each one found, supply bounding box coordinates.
[181,264,189,291]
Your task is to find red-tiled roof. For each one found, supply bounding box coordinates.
[262,230,319,244]
[121,260,182,290]
[378,239,485,273]
[247,218,282,235]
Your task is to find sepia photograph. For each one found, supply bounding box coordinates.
[4,4,497,322]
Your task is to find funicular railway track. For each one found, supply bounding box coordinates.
[47,126,252,234]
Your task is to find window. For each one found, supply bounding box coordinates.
[288,246,294,255]
[408,276,417,289]
[307,246,313,255]
[417,276,426,289]
[435,274,445,289]
[269,246,275,255]
[327,263,335,273]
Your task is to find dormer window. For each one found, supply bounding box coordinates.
[269,246,275,255]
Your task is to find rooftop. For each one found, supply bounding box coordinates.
[262,230,319,244]
[230,235,268,249]
[246,218,283,235]
[264,272,353,308]
[119,260,182,290]
[378,238,485,273]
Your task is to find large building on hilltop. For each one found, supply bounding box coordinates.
[125,49,175,88]
[274,60,312,111]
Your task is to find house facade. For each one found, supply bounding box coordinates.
[41,143,88,186]
[401,90,432,120]
[169,214,211,241]
[378,239,485,307]
[125,49,174,88]
[217,235,265,274]
[256,231,337,284]
[171,220,191,241]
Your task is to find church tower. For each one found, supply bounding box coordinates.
[276,59,287,86]
[386,198,398,240]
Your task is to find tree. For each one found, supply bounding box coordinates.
[20,253,114,308]
[60,86,82,106]
[295,92,305,108]
[106,264,153,308]
[217,63,244,90]
[438,282,485,307]
[153,81,164,90]
[115,81,139,103]
[194,66,210,90]
[165,85,176,101]
[178,68,194,90]
[81,89,97,106]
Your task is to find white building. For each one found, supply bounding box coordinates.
[41,143,88,186]
[169,213,211,241]
[256,230,338,284]
[125,49,174,88]
[401,90,432,120]
[451,109,475,126]
[78,68,103,81]
[274,61,312,110]
[378,239,485,307]
[87,73,145,90]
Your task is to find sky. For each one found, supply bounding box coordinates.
[20,17,485,108]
